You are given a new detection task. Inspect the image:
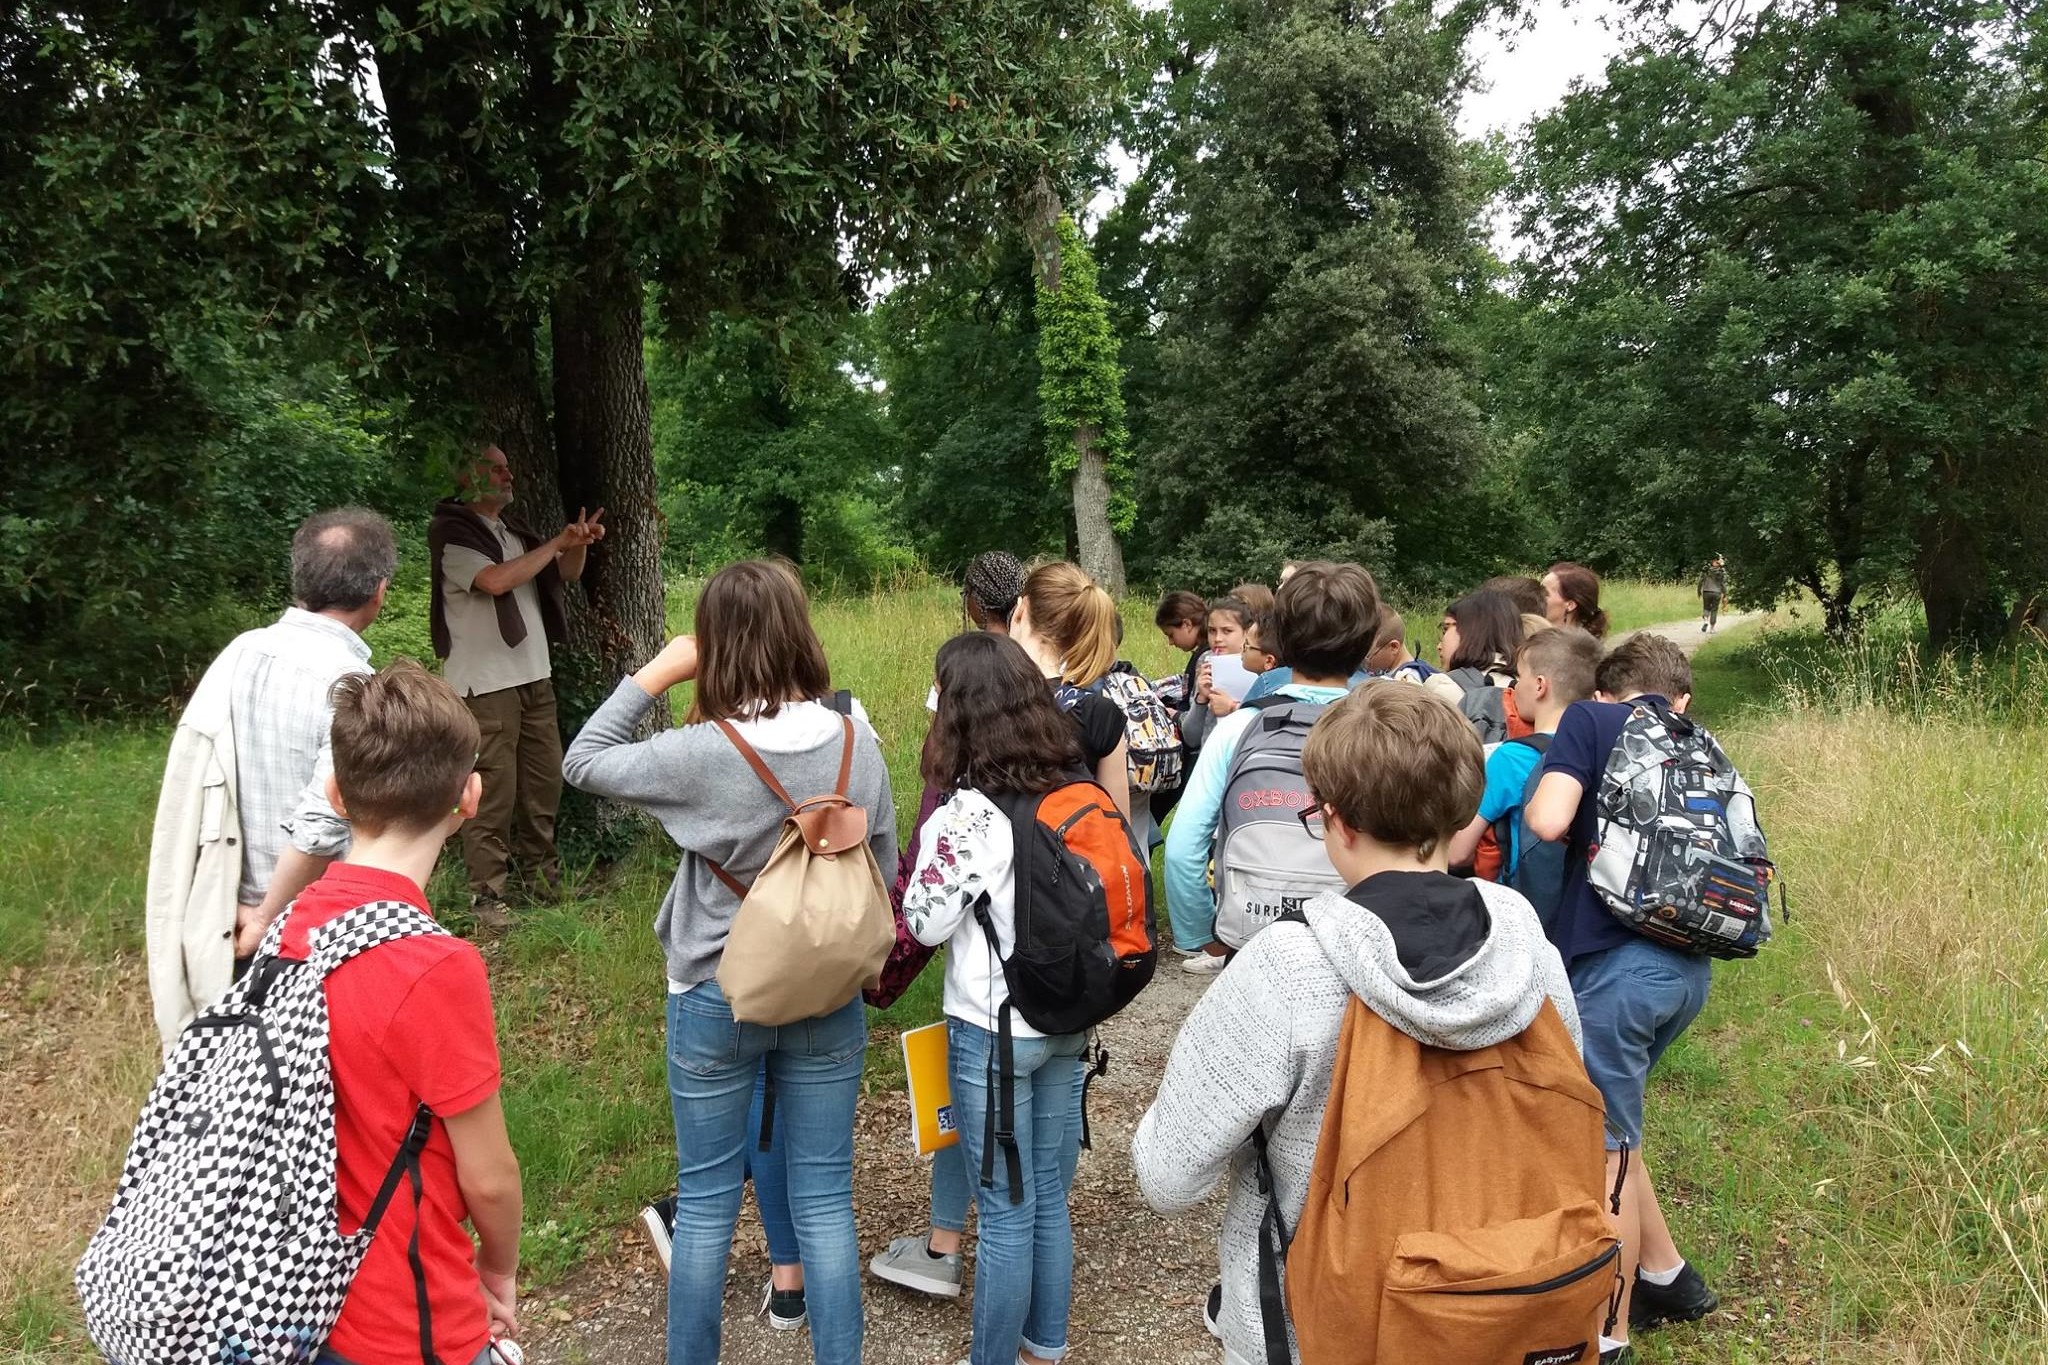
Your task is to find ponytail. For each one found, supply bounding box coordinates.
[1021,562,1119,686]
[1547,562,1609,640]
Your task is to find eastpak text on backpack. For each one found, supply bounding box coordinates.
[1254,916,1620,1365]
[1212,699,1348,950]
[972,775,1155,1199]
[77,903,446,1365]
[1588,700,1776,958]
[712,712,896,1025]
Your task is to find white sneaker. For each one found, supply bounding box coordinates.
[1181,951,1227,976]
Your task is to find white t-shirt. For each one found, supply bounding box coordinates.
[901,788,1054,1038]
[440,517,552,698]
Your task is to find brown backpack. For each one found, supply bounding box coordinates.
[1257,993,1620,1365]
[708,713,894,1026]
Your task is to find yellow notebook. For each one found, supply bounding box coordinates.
[901,1021,960,1154]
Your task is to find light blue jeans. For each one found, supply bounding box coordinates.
[747,1060,799,1266]
[949,1018,1087,1365]
[666,981,865,1365]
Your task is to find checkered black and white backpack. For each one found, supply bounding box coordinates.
[77,901,446,1365]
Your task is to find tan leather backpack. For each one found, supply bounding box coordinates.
[709,714,893,1026]
[1258,995,1620,1365]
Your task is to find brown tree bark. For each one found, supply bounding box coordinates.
[548,246,666,679]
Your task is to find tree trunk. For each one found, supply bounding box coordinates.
[1070,423,1127,595]
[549,248,666,678]
[1916,508,2003,653]
[479,339,563,534]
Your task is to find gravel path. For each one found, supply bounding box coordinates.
[1621,611,1760,657]
[526,962,1224,1365]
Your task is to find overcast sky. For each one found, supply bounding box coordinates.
[1458,0,1636,140]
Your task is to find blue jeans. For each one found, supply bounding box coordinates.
[747,1061,799,1266]
[949,1019,1087,1365]
[666,982,865,1365]
[1568,939,1712,1149]
[931,1139,970,1234]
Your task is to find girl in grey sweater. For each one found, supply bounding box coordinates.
[562,559,894,1365]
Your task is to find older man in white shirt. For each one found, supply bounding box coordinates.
[145,508,394,1045]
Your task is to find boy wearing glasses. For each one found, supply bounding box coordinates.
[1134,684,1580,1364]
[1163,561,1383,975]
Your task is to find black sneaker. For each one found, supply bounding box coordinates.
[761,1279,808,1331]
[638,1195,676,1275]
[1630,1261,1719,1331]
[1203,1283,1223,1340]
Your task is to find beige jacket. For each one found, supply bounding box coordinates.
[145,642,246,1049]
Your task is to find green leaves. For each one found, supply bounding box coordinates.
[1509,0,2048,643]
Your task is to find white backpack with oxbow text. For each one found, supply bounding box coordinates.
[77,901,445,1365]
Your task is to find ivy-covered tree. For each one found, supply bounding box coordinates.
[5,0,1127,695]
[1034,210,1134,594]
[1512,0,2048,645]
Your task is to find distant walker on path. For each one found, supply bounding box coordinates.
[1698,555,1728,633]
[429,444,605,929]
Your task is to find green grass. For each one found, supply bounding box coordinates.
[9,583,2048,1361]
[1598,579,1707,636]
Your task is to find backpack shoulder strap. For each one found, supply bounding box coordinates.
[1504,732,1552,755]
[825,688,854,715]
[715,719,798,811]
[832,713,855,799]
[1244,691,1299,712]
[307,899,450,972]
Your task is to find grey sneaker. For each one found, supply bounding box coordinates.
[868,1233,964,1298]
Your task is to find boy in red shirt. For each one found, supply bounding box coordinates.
[279,660,523,1365]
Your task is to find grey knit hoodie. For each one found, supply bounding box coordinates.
[1131,877,1580,1365]
[562,679,897,990]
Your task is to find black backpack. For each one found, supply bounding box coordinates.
[970,776,1155,1200]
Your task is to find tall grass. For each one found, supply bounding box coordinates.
[1639,633,2048,1362]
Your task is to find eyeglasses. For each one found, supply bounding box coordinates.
[1296,806,1326,841]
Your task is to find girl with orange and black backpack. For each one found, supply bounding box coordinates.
[904,631,1155,1365]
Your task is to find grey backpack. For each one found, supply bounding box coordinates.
[77,901,445,1365]
[1445,666,1516,747]
[1211,699,1348,949]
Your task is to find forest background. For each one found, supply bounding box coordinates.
[7,2,2048,1360]
[7,0,2048,725]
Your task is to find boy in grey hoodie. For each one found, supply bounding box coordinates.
[1132,684,1581,1365]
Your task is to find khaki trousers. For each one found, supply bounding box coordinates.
[461,678,563,898]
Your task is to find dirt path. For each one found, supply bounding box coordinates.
[526,964,1224,1365]
[1621,611,1760,657]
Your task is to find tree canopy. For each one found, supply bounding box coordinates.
[5,0,2046,714]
